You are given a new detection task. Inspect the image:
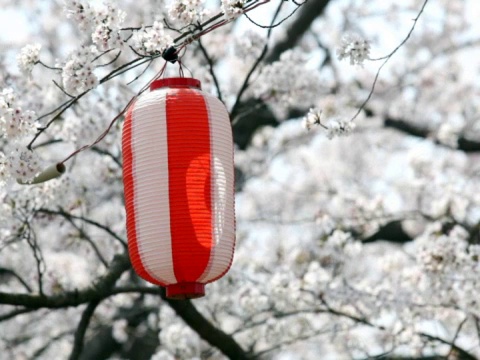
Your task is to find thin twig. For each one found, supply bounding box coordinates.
[350,0,429,122]
[243,1,302,29]
[0,308,35,322]
[197,39,223,102]
[126,59,153,85]
[37,208,127,248]
[52,80,74,98]
[96,49,122,67]
[62,217,109,268]
[230,1,285,120]
[22,222,45,295]
[0,267,33,292]
[446,316,469,359]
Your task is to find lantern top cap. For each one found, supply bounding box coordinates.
[150,77,202,91]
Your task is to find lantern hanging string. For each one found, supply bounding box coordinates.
[57,0,275,167]
[58,61,169,165]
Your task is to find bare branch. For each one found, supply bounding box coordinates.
[37,208,127,248]
[230,1,286,120]
[0,254,130,308]
[0,307,35,322]
[265,0,331,63]
[384,116,480,153]
[0,267,33,292]
[197,39,223,102]
[350,0,430,122]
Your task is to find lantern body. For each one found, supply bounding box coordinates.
[122,78,235,299]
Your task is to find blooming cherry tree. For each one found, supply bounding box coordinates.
[1,0,480,359]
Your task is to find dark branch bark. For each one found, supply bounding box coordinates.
[233,98,278,149]
[232,0,333,150]
[384,117,480,153]
[0,269,247,359]
[420,332,477,360]
[163,293,250,360]
[78,326,120,360]
[457,136,480,152]
[361,220,413,244]
[378,357,449,360]
[0,254,130,308]
[265,0,332,64]
[384,117,430,139]
[79,300,159,360]
[0,267,33,292]
[69,300,101,360]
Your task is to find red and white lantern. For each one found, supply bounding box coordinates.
[122,78,235,299]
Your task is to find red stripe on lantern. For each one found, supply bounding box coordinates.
[166,90,212,282]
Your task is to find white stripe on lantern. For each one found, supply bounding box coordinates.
[198,95,235,283]
[131,91,177,285]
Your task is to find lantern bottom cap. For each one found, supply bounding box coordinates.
[166,282,205,300]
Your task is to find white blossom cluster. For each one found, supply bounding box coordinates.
[303,107,356,139]
[436,122,461,148]
[0,88,37,140]
[415,223,470,272]
[151,350,175,360]
[61,46,99,95]
[407,145,473,222]
[64,0,126,51]
[129,21,173,56]
[233,30,265,60]
[64,0,95,31]
[221,0,246,19]
[325,117,356,139]
[0,152,9,184]
[91,3,126,51]
[302,107,322,130]
[158,307,202,358]
[5,145,42,183]
[401,222,480,319]
[58,106,106,146]
[0,88,41,183]
[337,33,370,66]
[168,0,208,25]
[17,43,42,77]
[254,50,322,118]
[41,251,92,293]
[112,319,129,343]
[238,285,270,315]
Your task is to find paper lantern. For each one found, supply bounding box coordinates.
[122,77,235,299]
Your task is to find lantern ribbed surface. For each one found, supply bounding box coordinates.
[122,78,235,299]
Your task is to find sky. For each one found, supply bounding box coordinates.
[0,8,29,44]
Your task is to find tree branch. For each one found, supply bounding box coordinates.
[0,254,130,308]
[420,332,477,360]
[197,39,223,102]
[37,208,127,249]
[69,300,101,360]
[361,220,413,244]
[0,267,33,292]
[232,0,332,149]
[162,293,250,360]
[384,116,480,153]
[264,0,332,64]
